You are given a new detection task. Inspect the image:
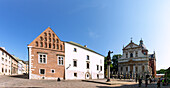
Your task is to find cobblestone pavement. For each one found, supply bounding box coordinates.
[0,75,169,88]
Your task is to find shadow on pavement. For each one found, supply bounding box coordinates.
[9,74,28,79]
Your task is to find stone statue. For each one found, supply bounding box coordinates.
[107,50,113,82]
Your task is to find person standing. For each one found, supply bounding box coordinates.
[157,78,161,88]
[145,78,148,87]
[139,78,142,87]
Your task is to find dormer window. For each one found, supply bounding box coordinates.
[74,48,77,52]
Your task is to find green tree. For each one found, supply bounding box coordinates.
[112,54,121,75]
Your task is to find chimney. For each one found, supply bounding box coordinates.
[84,45,87,47]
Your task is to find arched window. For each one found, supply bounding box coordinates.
[56,39,59,43]
[36,41,38,47]
[60,45,62,50]
[53,44,55,49]
[57,44,59,49]
[53,34,55,37]
[45,42,47,48]
[53,38,55,42]
[130,53,133,58]
[49,43,51,48]
[44,32,47,36]
[49,38,51,42]
[45,37,47,41]
[49,33,51,37]
[126,53,128,58]
[40,42,43,47]
[40,37,43,41]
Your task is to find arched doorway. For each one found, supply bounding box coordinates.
[85,72,91,79]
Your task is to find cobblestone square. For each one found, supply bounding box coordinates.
[0,75,169,88]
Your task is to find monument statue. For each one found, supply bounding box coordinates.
[107,50,113,82]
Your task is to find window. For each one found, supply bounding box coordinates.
[45,43,47,48]
[39,54,47,64]
[53,44,55,49]
[49,38,51,42]
[97,65,99,70]
[73,60,77,67]
[40,37,43,41]
[51,69,55,73]
[6,54,7,57]
[5,69,7,73]
[49,43,51,48]
[74,73,77,77]
[45,37,47,41]
[53,38,55,42]
[36,41,38,47]
[44,32,47,36]
[40,42,43,47]
[2,52,4,55]
[57,44,59,49]
[56,39,59,43]
[130,53,133,58]
[121,67,123,71]
[126,67,128,72]
[53,34,55,37]
[100,66,102,71]
[136,66,138,72]
[40,69,45,74]
[60,45,62,50]
[136,51,138,57]
[87,55,89,60]
[2,68,4,72]
[58,56,64,65]
[126,53,128,58]
[74,48,77,52]
[87,62,90,69]
[2,57,4,61]
[49,33,51,37]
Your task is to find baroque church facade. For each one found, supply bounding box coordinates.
[118,39,156,79]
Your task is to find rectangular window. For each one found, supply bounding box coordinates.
[51,69,55,73]
[2,57,4,61]
[100,66,102,71]
[40,69,45,74]
[2,52,4,55]
[97,65,99,70]
[58,56,64,65]
[87,62,90,69]
[126,53,128,58]
[74,73,77,77]
[87,55,89,60]
[39,54,47,64]
[136,51,138,57]
[73,60,77,67]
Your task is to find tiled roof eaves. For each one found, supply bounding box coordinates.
[66,42,105,57]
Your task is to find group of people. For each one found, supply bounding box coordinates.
[137,77,168,87]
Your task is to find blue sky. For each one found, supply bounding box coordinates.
[0,0,170,70]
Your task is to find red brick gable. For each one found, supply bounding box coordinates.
[28,27,64,52]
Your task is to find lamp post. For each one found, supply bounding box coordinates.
[106,50,113,82]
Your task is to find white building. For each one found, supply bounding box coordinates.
[118,39,153,78]
[65,41,104,80]
[0,47,12,75]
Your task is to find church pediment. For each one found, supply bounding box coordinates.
[123,42,140,50]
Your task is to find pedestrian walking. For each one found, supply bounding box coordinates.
[145,78,148,87]
[139,78,142,87]
[157,78,161,88]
